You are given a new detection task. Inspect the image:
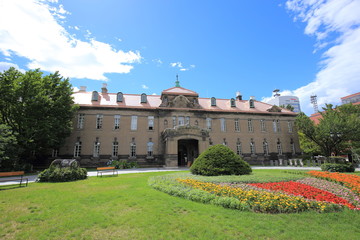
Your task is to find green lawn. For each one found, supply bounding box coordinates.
[1,170,359,240]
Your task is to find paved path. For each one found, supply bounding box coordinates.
[1,166,359,186]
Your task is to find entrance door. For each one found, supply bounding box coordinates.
[178,139,199,166]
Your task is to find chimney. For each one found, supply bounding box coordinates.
[101,83,108,94]
[79,86,87,92]
[236,91,242,100]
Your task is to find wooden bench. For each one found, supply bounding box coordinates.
[96,167,118,177]
[0,171,28,187]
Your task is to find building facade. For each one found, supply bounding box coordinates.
[59,83,300,167]
[266,96,301,113]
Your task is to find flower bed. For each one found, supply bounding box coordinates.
[297,178,360,208]
[249,181,355,209]
[177,178,342,213]
[307,171,360,195]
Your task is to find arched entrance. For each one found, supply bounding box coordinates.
[178,139,198,167]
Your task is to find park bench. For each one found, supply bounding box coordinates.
[0,171,28,187]
[96,167,118,177]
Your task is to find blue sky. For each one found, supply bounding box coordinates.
[1,0,359,115]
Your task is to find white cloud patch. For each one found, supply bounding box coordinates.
[0,62,25,73]
[0,0,141,81]
[266,0,360,114]
[170,61,195,71]
[141,84,149,89]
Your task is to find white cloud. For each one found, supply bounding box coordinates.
[170,62,183,68]
[170,62,195,71]
[0,62,25,73]
[268,0,360,115]
[72,86,80,92]
[0,0,141,81]
[141,84,149,89]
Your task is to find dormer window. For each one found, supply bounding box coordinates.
[91,91,99,101]
[230,98,236,107]
[249,99,255,108]
[141,93,147,103]
[117,92,123,102]
[211,97,216,106]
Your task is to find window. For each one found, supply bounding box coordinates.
[260,119,266,132]
[178,116,185,126]
[291,139,295,155]
[73,139,81,157]
[96,114,103,129]
[131,116,138,130]
[249,99,255,108]
[52,149,58,158]
[185,116,190,125]
[172,116,177,127]
[277,139,283,155]
[230,98,236,107]
[77,113,85,129]
[114,115,120,129]
[236,139,242,155]
[130,139,136,157]
[250,139,256,155]
[248,119,253,132]
[263,139,269,156]
[147,138,154,157]
[206,118,212,130]
[220,118,226,132]
[91,91,99,101]
[288,121,293,133]
[273,120,277,132]
[93,138,100,157]
[116,92,123,102]
[112,138,119,157]
[211,97,216,106]
[223,138,227,146]
[234,118,240,132]
[141,93,147,103]
[277,120,281,132]
[148,116,154,130]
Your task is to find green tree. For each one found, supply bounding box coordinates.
[0,67,78,164]
[280,104,295,112]
[296,104,360,157]
[0,124,18,169]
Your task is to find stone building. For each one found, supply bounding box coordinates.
[59,82,300,167]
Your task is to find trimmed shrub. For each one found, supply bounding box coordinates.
[320,163,355,173]
[37,166,87,182]
[190,144,252,176]
[107,159,139,169]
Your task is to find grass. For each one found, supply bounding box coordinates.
[0,169,359,240]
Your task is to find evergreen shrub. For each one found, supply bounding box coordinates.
[37,161,87,182]
[320,163,355,173]
[190,144,252,176]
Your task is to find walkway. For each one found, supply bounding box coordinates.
[1,166,359,186]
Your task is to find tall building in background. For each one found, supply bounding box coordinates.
[266,90,301,113]
[341,92,360,105]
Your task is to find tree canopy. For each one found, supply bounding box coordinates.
[0,67,78,165]
[296,103,360,157]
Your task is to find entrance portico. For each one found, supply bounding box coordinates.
[162,126,209,167]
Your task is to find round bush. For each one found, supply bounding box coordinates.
[37,166,87,182]
[190,144,252,176]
